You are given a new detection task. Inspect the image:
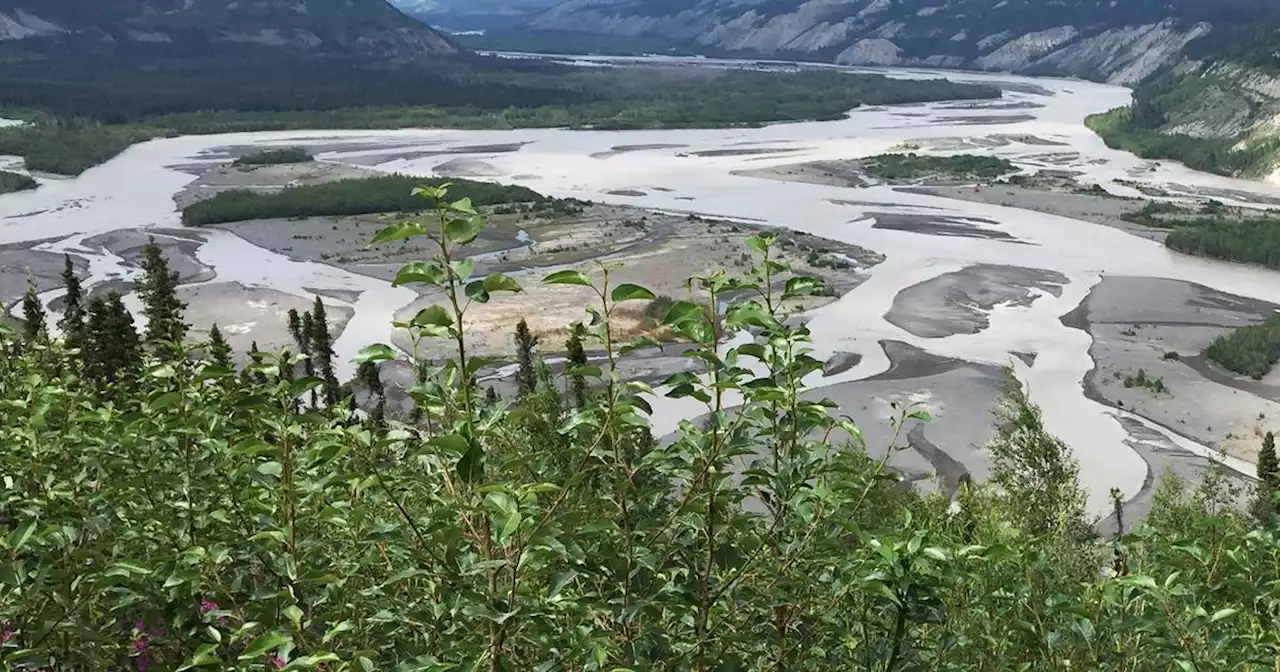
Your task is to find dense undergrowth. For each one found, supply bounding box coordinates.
[4,186,1280,670]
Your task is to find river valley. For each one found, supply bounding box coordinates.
[5,58,1280,520]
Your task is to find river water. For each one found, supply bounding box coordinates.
[3,59,1280,512]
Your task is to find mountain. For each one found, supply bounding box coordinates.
[392,0,559,33]
[526,0,1280,180]
[0,0,458,58]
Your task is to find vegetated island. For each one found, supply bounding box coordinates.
[1205,315,1280,380]
[0,67,1001,175]
[230,147,314,167]
[180,174,580,226]
[860,153,1018,183]
[0,169,37,194]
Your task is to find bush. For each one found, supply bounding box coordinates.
[0,169,37,194]
[1205,314,1280,379]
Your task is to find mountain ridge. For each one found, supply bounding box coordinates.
[0,0,459,58]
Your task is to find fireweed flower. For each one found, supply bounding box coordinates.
[199,599,218,615]
[269,654,286,669]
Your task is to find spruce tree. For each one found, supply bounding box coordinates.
[139,237,187,352]
[21,277,46,343]
[565,323,589,409]
[514,319,538,397]
[246,341,269,385]
[287,309,304,349]
[84,292,141,383]
[308,296,339,405]
[356,360,385,424]
[59,254,85,348]
[1254,431,1279,524]
[207,323,234,369]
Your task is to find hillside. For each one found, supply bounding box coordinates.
[0,0,458,58]
[523,0,1280,179]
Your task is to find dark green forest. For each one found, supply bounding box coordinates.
[1165,216,1280,268]
[1086,108,1277,178]
[5,183,1280,670]
[231,147,313,167]
[1205,314,1280,379]
[180,175,549,226]
[0,170,37,194]
[0,59,999,175]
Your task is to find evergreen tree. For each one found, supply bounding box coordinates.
[246,341,269,385]
[21,277,46,343]
[139,237,187,352]
[356,360,386,424]
[58,254,85,348]
[514,319,538,397]
[1254,431,1279,524]
[207,323,234,369]
[309,296,339,405]
[84,292,141,383]
[565,323,589,409]
[287,309,304,349]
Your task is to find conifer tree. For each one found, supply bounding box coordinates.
[287,309,304,349]
[207,323,234,369]
[84,292,141,383]
[514,318,538,396]
[1254,431,1279,524]
[21,277,46,343]
[565,323,589,409]
[356,360,385,424]
[309,296,340,404]
[246,341,268,385]
[139,237,187,352]
[59,254,85,348]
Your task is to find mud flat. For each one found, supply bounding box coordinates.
[181,281,353,364]
[1065,276,1280,471]
[391,213,882,361]
[0,238,87,306]
[172,160,373,209]
[84,229,215,284]
[887,264,1068,338]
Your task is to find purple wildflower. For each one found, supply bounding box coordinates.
[0,630,13,645]
[135,653,151,672]
[199,599,219,615]
[269,654,286,669]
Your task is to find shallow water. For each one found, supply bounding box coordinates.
[3,62,1280,512]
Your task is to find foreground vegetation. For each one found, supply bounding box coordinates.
[861,153,1017,182]
[0,64,999,175]
[180,175,554,226]
[4,183,1280,670]
[231,147,314,167]
[0,170,36,194]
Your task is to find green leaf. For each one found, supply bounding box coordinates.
[283,605,304,629]
[430,434,470,456]
[412,305,454,329]
[411,184,449,200]
[1210,608,1237,623]
[392,262,444,287]
[239,631,291,660]
[371,222,426,246]
[445,216,486,244]
[449,196,477,214]
[454,258,475,282]
[148,391,182,411]
[257,461,283,477]
[6,520,37,551]
[745,234,774,253]
[543,270,594,287]
[177,643,221,670]
[548,570,578,599]
[465,280,490,304]
[354,344,397,364]
[662,300,705,326]
[483,273,522,293]
[290,376,325,398]
[783,276,825,300]
[457,442,485,484]
[611,283,656,303]
[322,621,355,645]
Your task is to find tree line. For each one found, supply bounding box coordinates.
[0,63,1000,176]
[181,174,550,226]
[1165,216,1280,268]
[1204,313,1280,379]
[5,185,1280,669]
[231,147,314,167]
[0,170,37,194]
